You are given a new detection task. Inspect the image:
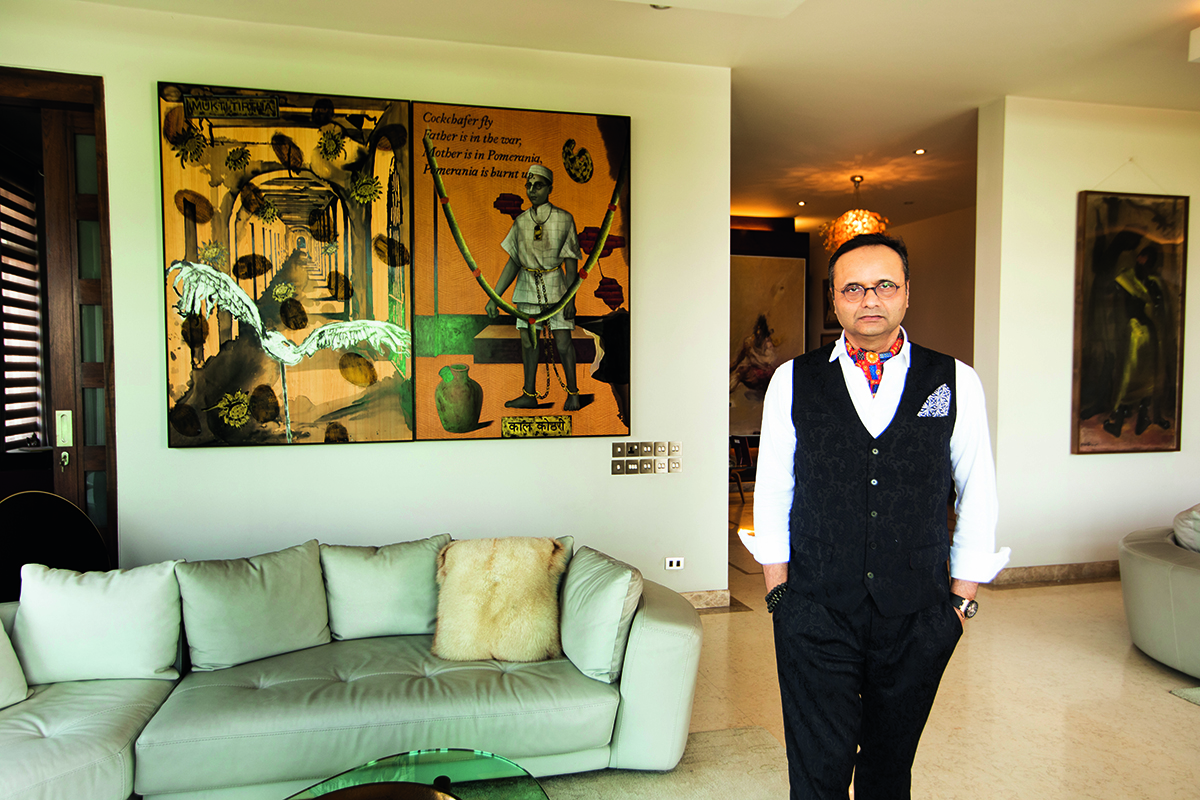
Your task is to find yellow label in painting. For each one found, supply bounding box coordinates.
[501,415,573,438]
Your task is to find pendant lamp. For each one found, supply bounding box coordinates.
[819,175,888,252]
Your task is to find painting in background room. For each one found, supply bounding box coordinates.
[822,279,838,329]
[158,82,629,446]
[412,103,630,440]
[729,255,806,435]
[159,83,413,446]
[1071,190,1188,454]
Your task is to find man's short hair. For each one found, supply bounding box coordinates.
[827,232,909,287]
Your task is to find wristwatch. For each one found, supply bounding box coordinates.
[950,594,978,619]
[765,583,788,613]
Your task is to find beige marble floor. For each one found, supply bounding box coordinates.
[689,493,1200,798]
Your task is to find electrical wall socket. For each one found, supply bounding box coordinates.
[625,459,640,474]
[611,460,625,475]
[668,441,681,455]
[639,442,654,456]
[639,458,654,474]
[668,458,682,473]
[654,458,668,473]
[612,442,626,458]
[665,557,684,570]
[654,441,667,456]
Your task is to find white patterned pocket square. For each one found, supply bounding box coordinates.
[917,384,951,418]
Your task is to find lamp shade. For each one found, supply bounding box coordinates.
[819,208,888,252]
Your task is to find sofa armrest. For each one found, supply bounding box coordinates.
[1119,526,1200,679]
[607,580,702,770]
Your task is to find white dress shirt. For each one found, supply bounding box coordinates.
[739,329,1010,583]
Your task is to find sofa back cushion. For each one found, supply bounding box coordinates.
[560,546,643,683]
[0,624,28,709]
[432,537,570,662]
[320,534,451,640]
[1175,504,1200,553]
[175,540,329,671]
[12,561,182,683]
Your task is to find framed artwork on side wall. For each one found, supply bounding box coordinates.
[1071,190,1187,454]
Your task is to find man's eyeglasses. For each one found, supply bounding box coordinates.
[836,281,903,303]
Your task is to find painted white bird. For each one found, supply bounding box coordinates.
[168,259,411,442]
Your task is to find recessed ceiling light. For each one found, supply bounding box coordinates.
[797,201,805,207]
[913,148,926,155]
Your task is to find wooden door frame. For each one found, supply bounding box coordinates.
[1,66,118,562]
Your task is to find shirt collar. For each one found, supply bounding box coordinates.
[830,327,911,365]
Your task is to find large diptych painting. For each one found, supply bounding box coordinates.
[158,82,629,446]
[1071,191,1188,454]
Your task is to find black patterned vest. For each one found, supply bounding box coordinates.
[788,342,957,616]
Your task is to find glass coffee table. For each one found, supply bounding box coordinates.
[286,749,548,800]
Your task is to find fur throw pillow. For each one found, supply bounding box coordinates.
[433,537,570,662]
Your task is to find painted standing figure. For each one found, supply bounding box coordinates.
[486,165,583,410]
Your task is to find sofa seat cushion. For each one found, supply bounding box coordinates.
[134,634,620,796]
[0,678,175,800]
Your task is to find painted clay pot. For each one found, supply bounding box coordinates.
[435,364,483,433]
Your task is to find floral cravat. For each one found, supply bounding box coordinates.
[845,334,904,395]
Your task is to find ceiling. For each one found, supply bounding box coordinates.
[83,0,1200,236]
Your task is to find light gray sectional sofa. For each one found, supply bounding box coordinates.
[0,536,703,800]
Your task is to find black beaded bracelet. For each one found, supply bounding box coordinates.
[765,582,788,613]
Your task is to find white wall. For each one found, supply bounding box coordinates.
[889,206,976,366]
[978,96,1200,567]
[1,1,732,593]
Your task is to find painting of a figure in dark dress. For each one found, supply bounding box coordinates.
[1072,191,1187,454]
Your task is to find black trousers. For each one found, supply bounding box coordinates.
[771,589,962,800]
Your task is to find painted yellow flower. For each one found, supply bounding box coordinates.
[212,390,251,428]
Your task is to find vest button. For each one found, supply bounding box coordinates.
[870,510,878,518]
[871,448,879,455]
[870,542,878,550]
[866,572,875,579]
[870,479,878,486]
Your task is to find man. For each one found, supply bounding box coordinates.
[486,164,583,410]
[738,232,1010,800]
